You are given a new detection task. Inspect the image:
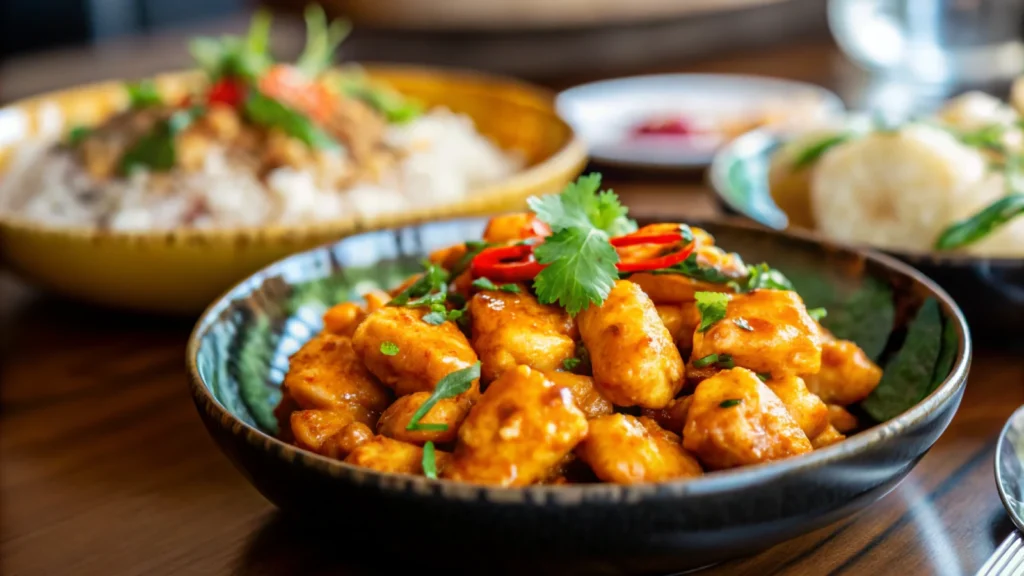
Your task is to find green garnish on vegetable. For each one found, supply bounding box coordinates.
[719,399,742,408]
[646,253,733,283]
[389,264,449,305]
[807,307,828,322]
[693,353,719,368]
[421,441,438,479]
[119,106,205,174]
[243,91,339,150]
[295,5,352,78]
[695,291,730,332]
[406,362,481,431]
[528,174,636,315]
[125,80,163,108]
[934,194,1024,250]
[792,133,850,169]
[562,357,581,371]
[734,318,754,331]
[730,263,795,292]
[471,277,520,293]
[380,341,399,356]
[190,9,273,81]
[861,298,943,422]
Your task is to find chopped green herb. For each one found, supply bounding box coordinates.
[125,80,163,108]
[719,399,743,408]
[678,224,695,243]
[695,291,730,332]
[731,263,795,292]
[934,194,1024,250]
[118,106,205,175]
[471,277,520,293]
[646,253,734,283]
[339,78,424,124]
[957,124,1006,153]
[295,5,352,78]
[451,240,492,276]
[717,354,736,369]
[189,9,273,81]
[243,91,339,149]
[67,126,91,146]
[792,133,851,169]
[757,372,771,382]
[807,307,828,322]
[562,357,581,371]
[379,341,399,356]
[693,353,720,368]
[412,423,449,432]
[422,311,447,326]
[422,441,438,479]
[390,264,449,305]
[734,318,754,331]
[861,298,943,422]
[406,362,481,431]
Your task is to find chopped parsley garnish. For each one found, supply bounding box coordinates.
[189,9,273,82]
[294,5,352,78]
[562,357,581,371]
[757,372,771,382]
[645,253,734,283]
[389,265,449,306]
[528,173,637,315]
[119,106,206,175]
[729,263,795,293]
[379,341,399,356]
[125,80,163,108]
[471,277,520,293]
[719,399,743,408]
[695,291,730,332]
[734,318,754,331]
[693,353,734,369]
[421,441,438,479]
[421,310,447,326]
[807,307,828,322]
[406,362,480,431]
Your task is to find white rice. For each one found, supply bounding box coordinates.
[0,108,524,230]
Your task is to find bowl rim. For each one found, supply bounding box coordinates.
[708,126,1024,266]
[185,215,972,503]
[0,64,587,245]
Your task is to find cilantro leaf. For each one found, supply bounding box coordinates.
[295,5,352,78]
[807,307,828,322]
[527,172,636,236]
[125,80,163,108]
[380,341,399,356]
[390,264,449,305]
[189,9,273,82]
[695,291,730,332]
[532,227,619,316]
[562,357,581,371]
[421,441,438,479]
[719,399,743,408]
[406,362,480,431]
[422,311,447,326]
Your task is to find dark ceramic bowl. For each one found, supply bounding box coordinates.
[709,128,1024,344]
[186,217,971,575]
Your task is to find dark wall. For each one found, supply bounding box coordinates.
[1,0,247,59]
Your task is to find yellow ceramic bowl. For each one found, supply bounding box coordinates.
[0,65,587,314]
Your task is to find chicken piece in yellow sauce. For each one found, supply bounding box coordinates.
[542,370,614,419]
[576,414,703,484]
[803,337,883,406]
[811,424,846,449]
[764,375,830,440]
[827,404,859,433]
[690,290,822,380]
[469,286,576,384]
[443,365,588,487]
[376,392,472,445]
[642,395,693,435]
[345,435,452,476]
[482,212,549,244]
[282,332,392,414]
[577,280,685,409]
[684,367,813,470]
[352,306,480,398]
[290,407,377,456]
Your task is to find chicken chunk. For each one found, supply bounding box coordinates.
[469,288,576,383]
[482,212,547,243]
[344,435,451,476]
[283,333,392,413]
[429,243,469,271]
[690,290,822,379]
[543,370,614,419]
[656,304,686,342]
[577,280,685,409]
[677,302,700,351]
[576,414,702,484]
[376,392,473,445]
[290,406,378,455]
[443,365,588,487]
[628,273,734,306]
[811,424,846,449]
[642,395,693,435]
[322,302,366,337]
[765,375,829,440]
[352,306,480,397]
[827,404,859,433]
[326,422,374,459]
[803,338,883,405]
[683,367,813,470]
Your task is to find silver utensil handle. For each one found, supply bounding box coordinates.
[977,531,1024,576]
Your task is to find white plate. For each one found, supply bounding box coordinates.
[556,73,847,169]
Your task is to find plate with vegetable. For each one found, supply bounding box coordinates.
[555,73,844,170]
[710,91,1024,338]
[187,173,969,573]
[0,7,586,314]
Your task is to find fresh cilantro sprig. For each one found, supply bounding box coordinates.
[406,362,481,431]
[471,278,520,293]
[527,173,637,315]
[695,291,730,332]
[190,9,274,82]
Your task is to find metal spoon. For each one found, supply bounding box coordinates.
[977,404,1024,576]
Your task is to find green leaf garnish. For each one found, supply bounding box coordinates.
[934,194,1024,250]
[295,4,352,78]
[389,264,449,306]
[528,173,637,237]
[695,291,730,332]
[645,253,734,283]
[861,298,943,422]
[717,354,735,368]
[792,133,850,169]
[693,353,720,368]
[119,106,205,174]
[422,441,438,479]
[406,362,481,431]
[532,227,619,316]
[189,9,273,82]
[422,311,447,325]
[734,318,754,331]
[125,80,163,108]
[243,91,339,150]
[470,277,520,293]
[719,399,742,408]
[67,126,91,146]
[730,263,795,292]
[562,357,581,371]
[380,341,399,356]
[450,240,493,276]
[757,372,771,382]
[807,307,828,322]
[339,75,424,124]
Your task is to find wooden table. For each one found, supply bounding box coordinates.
[2,19,1023,576]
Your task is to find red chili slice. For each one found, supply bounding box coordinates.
[207,78,246,107]
[611,232,695,273]
[470,244,547,283]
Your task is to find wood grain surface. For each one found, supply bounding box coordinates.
[2,18,1024,576]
